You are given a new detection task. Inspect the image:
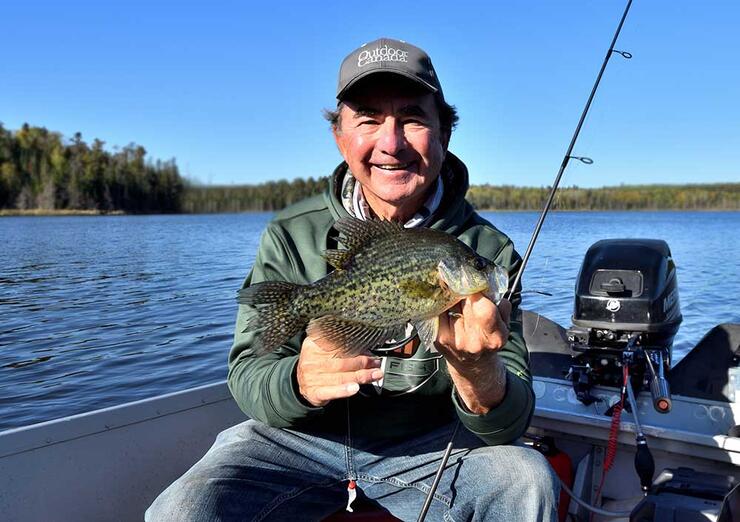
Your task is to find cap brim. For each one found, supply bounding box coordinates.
[337,69,439,100]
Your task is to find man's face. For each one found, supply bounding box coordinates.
[333,82,449,220]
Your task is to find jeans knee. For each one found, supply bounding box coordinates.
[469,446,559,504]
[146,472,214,522]
[452,446,560,522]
[519,449,560,502]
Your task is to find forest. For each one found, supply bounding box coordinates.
[466,183,740,211]
[0,124,183,212]
[2,125,737,214]
[183,181,739,213]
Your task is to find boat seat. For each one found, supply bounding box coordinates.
[521,310,573,379]
[669,323,740,402]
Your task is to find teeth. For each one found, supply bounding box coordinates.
[375,163,411,171]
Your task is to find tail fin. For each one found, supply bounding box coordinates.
[237,281,307,354]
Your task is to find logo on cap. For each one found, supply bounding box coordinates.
[357,44,409,67]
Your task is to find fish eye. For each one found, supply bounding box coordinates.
[473,257,488,270]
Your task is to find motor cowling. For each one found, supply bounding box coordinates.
[566,239,682,402]
[569,239,682,353]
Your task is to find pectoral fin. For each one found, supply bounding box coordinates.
[307,316,396,356]
[412,317,439,353]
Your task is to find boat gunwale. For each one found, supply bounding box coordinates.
[0,380,235,458]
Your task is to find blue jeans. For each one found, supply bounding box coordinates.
[146,419,559,521]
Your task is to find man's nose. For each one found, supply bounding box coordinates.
[376,119,406,155]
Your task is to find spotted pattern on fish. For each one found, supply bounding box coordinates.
[237,217,507,355]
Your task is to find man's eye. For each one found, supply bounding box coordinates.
[358,120,379,126]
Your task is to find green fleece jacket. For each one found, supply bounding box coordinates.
[228,153,534,445]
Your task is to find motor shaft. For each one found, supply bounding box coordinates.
[625,373,655,493]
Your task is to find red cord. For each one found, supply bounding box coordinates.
[591,365,629,521]
[603,402,622,474]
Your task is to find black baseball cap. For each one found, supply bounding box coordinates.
[336,38,443,101]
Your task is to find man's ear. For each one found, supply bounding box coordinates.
[333,126,348,159]
[440,130,451,151]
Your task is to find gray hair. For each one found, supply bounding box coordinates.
[323,94,459,137]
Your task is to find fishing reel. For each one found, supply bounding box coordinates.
[564,239,681,414]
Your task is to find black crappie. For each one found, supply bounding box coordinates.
[237,217,508,356]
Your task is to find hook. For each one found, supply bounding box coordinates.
[612,50,632,59]
[568,156,594,165]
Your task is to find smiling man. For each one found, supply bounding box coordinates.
[333,83,448,223]
[147,38,559,521]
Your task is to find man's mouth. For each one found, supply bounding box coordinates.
[372,162,413,171]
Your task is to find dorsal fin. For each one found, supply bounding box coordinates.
[323,249,353,270]
[333,217,405,252]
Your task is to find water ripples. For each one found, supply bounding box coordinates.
[1,211,738,430]
[1,213,268,430]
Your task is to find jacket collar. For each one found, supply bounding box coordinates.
[324,151,474,234]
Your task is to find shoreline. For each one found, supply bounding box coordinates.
[475,207,739,213]
[0,209,126,217]
[1,208,737,217]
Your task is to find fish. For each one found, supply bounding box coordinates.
[237,217,509,356]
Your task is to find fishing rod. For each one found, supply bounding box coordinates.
[419,2,636,521]
[505,0,634,301]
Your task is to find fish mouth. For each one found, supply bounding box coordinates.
[438,277,487,296]
[438,260,490,297]
[483,266,509,304]
[465,282,490,295]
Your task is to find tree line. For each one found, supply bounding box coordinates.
[466,183,740,211]
[2,124,737,214]
[0,124,183,212]
[183,181,739,213]
[181,178,329,213]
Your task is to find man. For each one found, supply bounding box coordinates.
[147,38,558,521]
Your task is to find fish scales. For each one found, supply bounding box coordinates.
[237,218,508,355]
[319,231,449,325]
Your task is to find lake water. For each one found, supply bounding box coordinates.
[1,211,738,431]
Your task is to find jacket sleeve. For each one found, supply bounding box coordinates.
[227,223,324,427]
[451,238,535,445]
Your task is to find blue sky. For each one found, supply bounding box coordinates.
[1,1,738,188]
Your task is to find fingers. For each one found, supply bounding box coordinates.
[437,294,511,360]
[437,302,462,349]
[297,336,384,407]
[311,382,362,404]
[302,366,384,406]
[301,366,383,387]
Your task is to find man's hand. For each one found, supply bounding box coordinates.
[296,336,384,407]
[437,295,512,414]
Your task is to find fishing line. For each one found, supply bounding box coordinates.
[419,2,637,520]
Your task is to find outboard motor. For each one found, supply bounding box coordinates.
[566,239,682,413]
